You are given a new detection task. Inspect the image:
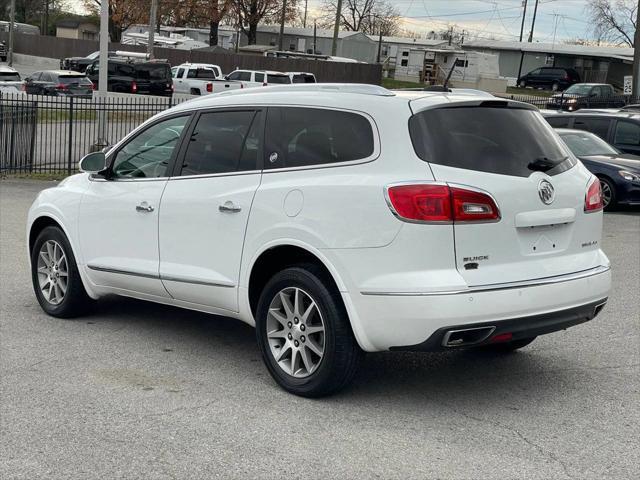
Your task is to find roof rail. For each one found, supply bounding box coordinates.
[216,83,395,97]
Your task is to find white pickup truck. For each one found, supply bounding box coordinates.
[172,63,244,95]
[0,66,25,95]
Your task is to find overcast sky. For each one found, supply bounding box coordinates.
[72,0,594,43]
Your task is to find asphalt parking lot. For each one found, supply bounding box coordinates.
[1,179,638,480]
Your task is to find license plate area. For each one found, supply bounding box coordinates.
[517,223,572,255]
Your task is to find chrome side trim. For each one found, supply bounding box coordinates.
[86,265,236,288]
[161,275,235,288]
[360,265,611,296]
[87,265,159,279]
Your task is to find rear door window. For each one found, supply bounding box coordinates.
[572,117,611,139]
[264,107,374,169]
[180,110,261,176]
[614,121,640,146]
[545,116,572,128]
[409,106,575,177]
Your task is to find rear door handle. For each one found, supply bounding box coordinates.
[219,201,241,213]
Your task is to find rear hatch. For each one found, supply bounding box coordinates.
[58,74,93,96]
[408,100,604,287]
[135,63,173,96]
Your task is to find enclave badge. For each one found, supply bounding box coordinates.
[538,179,555,205]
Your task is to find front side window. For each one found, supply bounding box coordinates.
[255,72,264,83]
[614,121,640,146]
[265,107,374,169]
[112,116,188,178]
[180,110,261,176]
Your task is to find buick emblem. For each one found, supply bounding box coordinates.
[538,180,555,205]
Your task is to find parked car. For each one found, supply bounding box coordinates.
[85,58,173,97]
[288,72,316,84]
[225,69,291,87]
[172,63,237,95]
[27,85,611,397]
[546,83,623,111]
[0,65,24,94]
[555,128,640,210]
[60,50,144,72]
[0,40,7,62]
[543,111,640,156]
[517,67,581,91]
[23,70,93,98]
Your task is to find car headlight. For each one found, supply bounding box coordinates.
[566,98,577,104]
[618,170,640,182]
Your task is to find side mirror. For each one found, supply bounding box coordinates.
[79,151,106,173]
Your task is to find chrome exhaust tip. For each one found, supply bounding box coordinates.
[442,326,496,348]
[593,301,607,317]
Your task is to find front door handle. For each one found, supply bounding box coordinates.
[219,201,241,213]
[136,203,154,213]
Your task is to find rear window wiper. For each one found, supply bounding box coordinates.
[528,156,568,172]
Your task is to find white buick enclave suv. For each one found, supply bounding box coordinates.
[27,84,611,396]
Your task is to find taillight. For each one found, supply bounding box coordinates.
[385,184,500,223]
[131,81,137,93]
[584,177,603,213]
[206,83,213,93]
[55,83,67,90]
[563,73,569,80]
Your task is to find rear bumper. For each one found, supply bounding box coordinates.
[390,298,607,351]
[342,265,611,352]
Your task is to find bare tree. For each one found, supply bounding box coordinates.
[320,0,400,36]
[231,0,298,45]
[587,0,637,47]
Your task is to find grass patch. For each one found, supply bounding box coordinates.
[36,109,153,123]
[381,78,424,89]
[506,87,553,98]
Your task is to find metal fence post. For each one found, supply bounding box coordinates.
[67,97,73,176]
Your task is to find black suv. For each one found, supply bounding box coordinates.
[544,112,640,155]
[85,58,173,97]
[545,83,624,111]
[517,67,580,91]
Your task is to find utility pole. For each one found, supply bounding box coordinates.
[303,0,308,29]
[633,0,640,99]
[377,28,383,63]
[332,0,343,56]
[313,19,317,54]
[96,0,109,149]
[147,0,158,58]
[278,0,287,51]
[448,26,453,46]
[8,0,15,66]
[528,0,539,42]
[517,0,531,83]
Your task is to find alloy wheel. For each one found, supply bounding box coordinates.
[600,179,612,208]
[36,240,68,305]
[266,287,326,378]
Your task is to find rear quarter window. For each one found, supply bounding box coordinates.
[572,117,611,140]
[265,107,374,169]
[409,106,576,177]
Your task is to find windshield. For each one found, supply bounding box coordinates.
[565,84,593,95]
[59,75,91,85]
[0,72,21,82]
[87,51,100,60]
[409,106,576,177]
[292,74,316,83]
[559,130,619,156]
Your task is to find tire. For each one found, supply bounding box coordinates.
[480,336,536,353]
[519,80,527,88]
[551,82,560,92]
[255,264,362,397]
[599,177,617,211]
[31,226,92,318]
[190,88,201,96]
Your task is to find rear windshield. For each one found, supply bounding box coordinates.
[136,64,171,80]
[0,72,21,82]
[59,75,91,85]
[409,106,576,177]
[267,74,291,84]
